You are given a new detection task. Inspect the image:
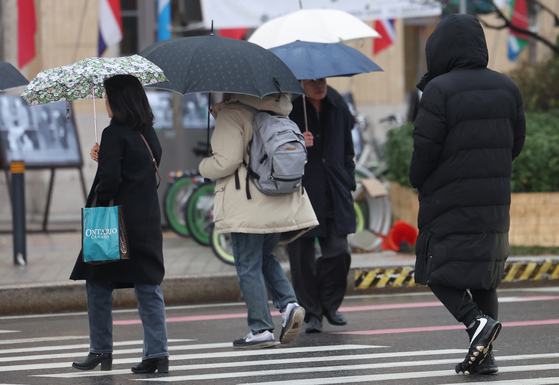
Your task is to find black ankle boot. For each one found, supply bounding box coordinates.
[72,352,112,371]
[131,356,169,374]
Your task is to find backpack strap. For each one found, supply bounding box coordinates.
[232,103,260,200]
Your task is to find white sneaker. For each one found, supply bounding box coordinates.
[232,330,276,349]
[280,302,305,344]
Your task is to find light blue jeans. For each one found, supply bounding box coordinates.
[231,233,298,334]
[86,281,169,360]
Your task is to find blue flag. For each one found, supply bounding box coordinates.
[157,0,171,41]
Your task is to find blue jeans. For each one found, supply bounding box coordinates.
[86,281,169,360]
[231,233,297,334]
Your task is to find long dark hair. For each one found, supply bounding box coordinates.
[103,74,154,133]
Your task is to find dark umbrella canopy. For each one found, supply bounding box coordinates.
[269,40,383,80]
[139,35,305,97]
[0,61,29,91]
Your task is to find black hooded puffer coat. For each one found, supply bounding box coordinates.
[409,14,526,290]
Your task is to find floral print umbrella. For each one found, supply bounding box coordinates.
[20,55,168,141]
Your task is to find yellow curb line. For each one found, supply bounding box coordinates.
[355,260,559,289]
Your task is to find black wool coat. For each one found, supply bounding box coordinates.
[409,14,526,290]
[70,124,164,287]
[290,87,356,238]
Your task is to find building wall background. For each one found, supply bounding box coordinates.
[0,0,557,224]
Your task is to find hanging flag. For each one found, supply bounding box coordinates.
[373,19,396,56]
[98,0,123,56]
[158,0,171,41]
[508,0,530,61]
[18,0,36,68]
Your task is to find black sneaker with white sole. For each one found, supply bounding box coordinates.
[279,302,305,344]
[455,315,502,375]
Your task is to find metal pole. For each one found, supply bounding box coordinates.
[11,161,26,266]
[460,0,467,14]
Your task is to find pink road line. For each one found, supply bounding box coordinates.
[113,302,442,326]
[334,319,559,335]
[114,313,248,326]
[335,325,465,335]
[338,301,442,312]
[112,296,559,326]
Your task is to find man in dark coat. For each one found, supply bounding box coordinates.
[409,14,525,375]
[287,80,356,333]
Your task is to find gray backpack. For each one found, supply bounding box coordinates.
[235,102,307,199]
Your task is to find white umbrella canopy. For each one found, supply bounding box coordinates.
[248,9,380,49]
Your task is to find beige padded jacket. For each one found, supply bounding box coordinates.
[199,93,318,239]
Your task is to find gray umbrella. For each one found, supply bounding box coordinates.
[139,35,304,97]
[0,61,29,91]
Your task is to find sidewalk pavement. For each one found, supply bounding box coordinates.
[0,226,558,315]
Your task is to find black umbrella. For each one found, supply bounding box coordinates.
[0,61,29,91]
[140,35,305,155]
[139,35,304,97]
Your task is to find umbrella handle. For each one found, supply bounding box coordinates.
[299,80,308,133]
[302,96,309,133]
[91,84,98,143]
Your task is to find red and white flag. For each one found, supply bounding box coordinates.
[18,0,36,68]
[373,19,396,56]
[98,0,122,56]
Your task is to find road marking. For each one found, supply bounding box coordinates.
[446,378,559,385]
[237,363,559,385]
[36,349,465,378]
[335,318,559,335]
[0,336,88,345]
[138,364,454,382]
[0,330,18,334]
[0,291,554,322]
[0,342,232,363]
[112,295,559,326]
[114,313,248,325]
[0,344,383,372]
[0,339,193,354]
[33,350,559,379]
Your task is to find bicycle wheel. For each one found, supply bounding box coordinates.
[184,182,215,246]
[163,176,196,237]
[354,201,365,232]
[211,227,235,265]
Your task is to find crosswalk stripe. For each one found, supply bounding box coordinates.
[35,351,559,380]
[446,378,559,385]
[0,339,192,355]
[35,349,465,378]
[237,363,559,385]
[137,361,559,383]
[0,342,231,363]
[0,336,87,345]
[0,344,383,372]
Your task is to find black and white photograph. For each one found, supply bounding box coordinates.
[0,95,82,168]
[146,90,214,130]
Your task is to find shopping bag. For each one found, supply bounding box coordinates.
[82,205,129,264]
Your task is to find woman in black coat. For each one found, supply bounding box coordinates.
[70,75,169,374]
[287,81,356,333]
[409,14,525,375]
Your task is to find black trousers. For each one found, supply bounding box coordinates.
[286,217,351,322]
[429,283,499,327]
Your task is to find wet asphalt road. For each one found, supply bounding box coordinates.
[1,286,559,385]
